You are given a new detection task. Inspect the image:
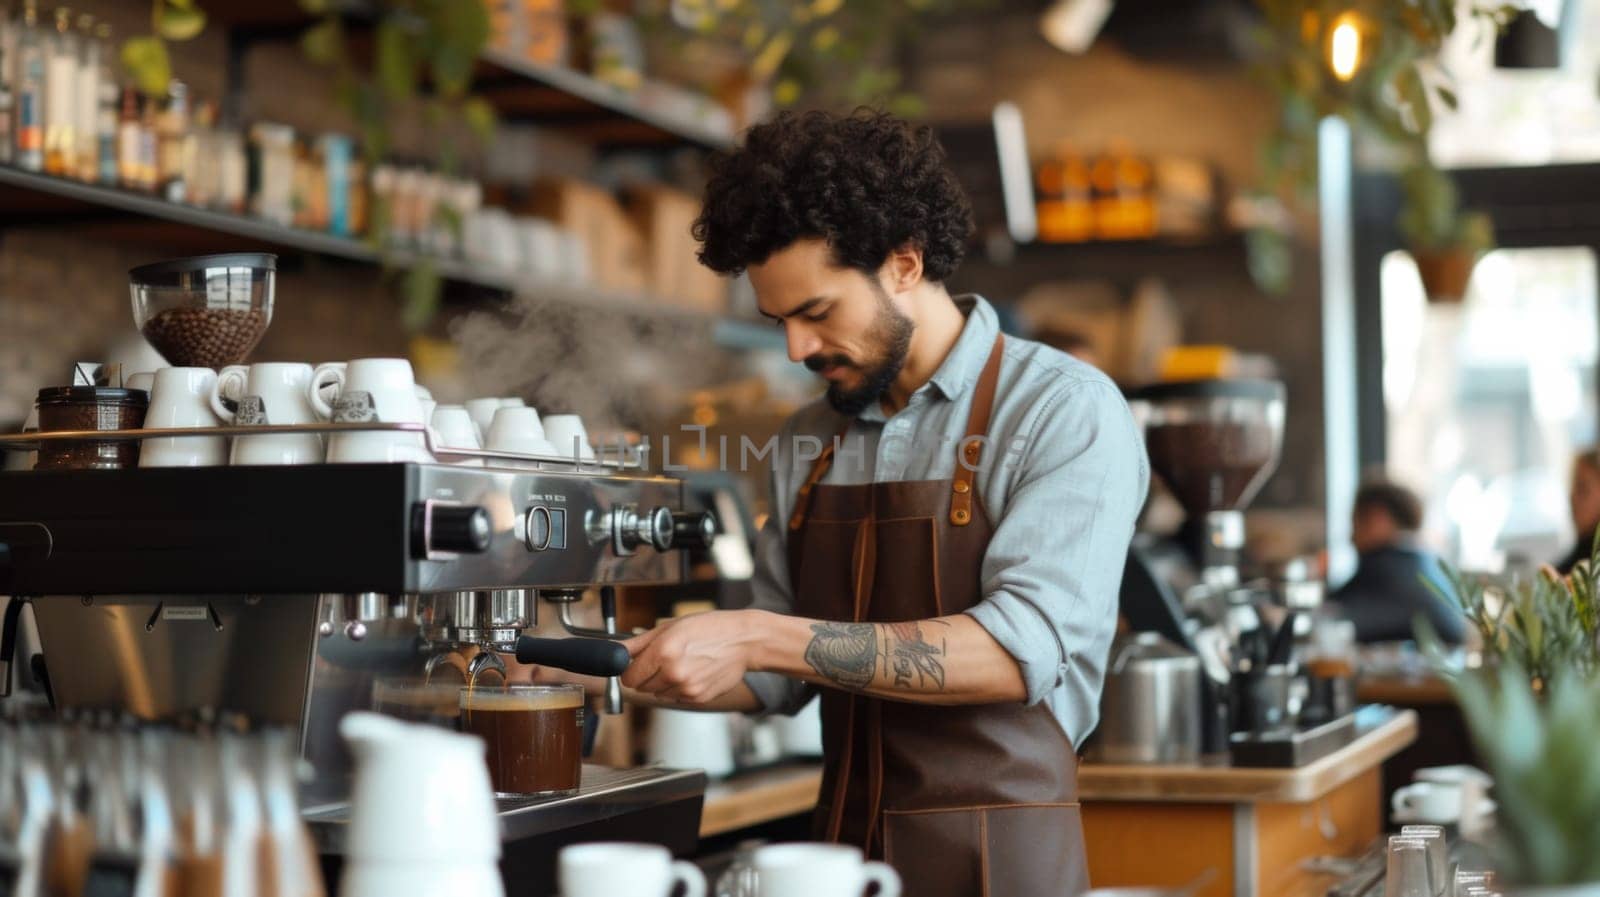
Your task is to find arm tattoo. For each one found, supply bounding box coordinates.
[803,622,877,690]
[886,621,947,690]
[803,620,949,693]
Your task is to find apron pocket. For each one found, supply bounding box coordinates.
[882,807,984,897]
[883,803,1088,897]
[983,802,1089,897]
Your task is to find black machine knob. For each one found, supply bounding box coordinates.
[412,503,492,558]
[670,511,717,551]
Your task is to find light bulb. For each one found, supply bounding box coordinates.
[1329,14,1362,81]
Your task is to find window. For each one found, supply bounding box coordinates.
[1383,247,1598,570]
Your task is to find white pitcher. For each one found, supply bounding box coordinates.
[338,713,504,897]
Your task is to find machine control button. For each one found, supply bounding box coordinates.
[670,511,717,550]
[413,502,492,558]
[612,505,674,554]
[525,506,554,551]
[549,508,567,550]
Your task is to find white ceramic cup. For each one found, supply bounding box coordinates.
[431,405,484,467]
[753,844,900,897]
[485,406,555,461]
[211,362,323,466]
[541,414,596,461]
[1392,782,1462,823]
[773,695,824,758]
[310,358,431,463]
[499,397,526,408]
[140,367,226,467]
[648,710,734,779]
[5,406,40,471]
[125,371,155,395]
[464,398,505,442]
[558,843,704,897]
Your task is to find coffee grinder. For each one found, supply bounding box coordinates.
[1119,379,1287,755]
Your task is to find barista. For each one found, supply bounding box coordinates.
[581,111,1145,896]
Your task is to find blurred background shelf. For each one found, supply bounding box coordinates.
[0,164,781,351]
[206,1,736,153]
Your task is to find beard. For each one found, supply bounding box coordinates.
[805,288,915,416]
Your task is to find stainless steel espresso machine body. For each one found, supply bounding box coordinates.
[0,434,717,892]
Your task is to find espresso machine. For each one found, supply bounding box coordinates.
[0,434,718,892]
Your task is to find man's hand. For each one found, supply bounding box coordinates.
[621,609,763,705]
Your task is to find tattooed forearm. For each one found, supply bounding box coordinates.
[803,620,950,693]
[804,622,877,689]
[886,621,947,690]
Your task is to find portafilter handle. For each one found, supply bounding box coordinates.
[514,636,631,678]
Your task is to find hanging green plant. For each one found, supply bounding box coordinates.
[1244,0,1518,296]
[298,0,500,331]
[122,0,208,97]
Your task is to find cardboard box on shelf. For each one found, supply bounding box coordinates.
[527,177,647,294]
[624,183,728,314]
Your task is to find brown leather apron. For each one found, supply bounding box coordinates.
[785,334,1090,897]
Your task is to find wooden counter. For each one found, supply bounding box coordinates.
[1356,672,1456,705]
[1079,707,1419,803]
[699,763,823,837]
[1081,709,1418,897]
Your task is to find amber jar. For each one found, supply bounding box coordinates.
[34,387,148,470]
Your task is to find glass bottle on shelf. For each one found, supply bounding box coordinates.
[0,18,13,165]
[41,5,74,176]
[70,11,92,180]
[14,0,44,171]
[216,114,245,213]
[157,78,186,201]
[137,88,157,192]
[184,98,214,208]
[91,21,111,184]
[114,83,136,189]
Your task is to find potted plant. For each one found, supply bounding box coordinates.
[1397,163,1496,303]
[1428,541,1600,892]
[1245,1,1515,296]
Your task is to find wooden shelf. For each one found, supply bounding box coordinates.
[476,49,735,151]
[207,1,736,152]
[0,164,782,351]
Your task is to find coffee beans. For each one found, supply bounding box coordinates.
[140,307,269,369]
[1145,421,1277,515]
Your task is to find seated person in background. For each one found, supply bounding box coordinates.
[1557,449,1600,574]
[1330,479,1465,645]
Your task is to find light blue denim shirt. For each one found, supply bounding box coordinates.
[743,295,1150,748]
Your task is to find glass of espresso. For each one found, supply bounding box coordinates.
[459,684,585,797]
[371,680,464,730]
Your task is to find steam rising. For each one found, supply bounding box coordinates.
[448,288,725,431]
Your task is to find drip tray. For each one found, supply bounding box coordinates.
[304,764,707,853]
[1228,713,1359,768]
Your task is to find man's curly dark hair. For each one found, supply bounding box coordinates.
[692,109,974,282]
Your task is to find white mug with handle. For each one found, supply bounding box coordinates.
[211,362,323,466]
[754,844,900,897]
[140,367,225,467]
[310,358,431,463]
[558,843,704,897]
[1391,782,1463,823]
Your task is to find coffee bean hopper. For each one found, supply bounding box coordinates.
[1117,378,1289,757]
[0,256,720,895]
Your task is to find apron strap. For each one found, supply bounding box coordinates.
[950,334,1006,527]
[788,423,852,533]
[789,331,1007,533]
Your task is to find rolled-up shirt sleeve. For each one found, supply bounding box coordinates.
[965,379,1148,714]
[741,439,818,717]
